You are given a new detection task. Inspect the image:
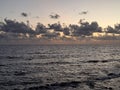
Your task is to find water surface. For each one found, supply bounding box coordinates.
[0,45,120,90]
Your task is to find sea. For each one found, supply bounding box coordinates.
[0,45,120,90]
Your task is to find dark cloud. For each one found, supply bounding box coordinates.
[0,32,6,39]
[35,23,47,34]
[70,21,102,36]
[21,12,28,17]
[1,19,35,34]
[78,19,85,24]
[106,24,120,34]
[0,22,4,30]
[0,18,120,41]
[114,24,120,34]
[49,13,60,19]
[48,23,62,31]
[79,11,88,15]
[63,27,70,35]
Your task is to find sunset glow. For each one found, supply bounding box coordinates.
[0,0,120,45]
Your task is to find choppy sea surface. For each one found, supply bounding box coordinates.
[0,45,120,90]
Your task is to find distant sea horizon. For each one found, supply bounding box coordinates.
[0,39,120,45]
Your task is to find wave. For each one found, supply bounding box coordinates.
[25,73,120,90]
[0,56,23,59]
[84,59,120,63]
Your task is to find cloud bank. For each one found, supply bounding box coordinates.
[0,18,120,44]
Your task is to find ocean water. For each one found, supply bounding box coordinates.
[0,45,120,90]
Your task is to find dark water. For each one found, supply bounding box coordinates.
[0,45,120,90]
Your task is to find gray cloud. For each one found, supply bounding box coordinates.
[106,24,120,34]
[0,18,120,41]
[35,23,47,34]
[79,11,88,15]
[21,12,28,17]
[70,21,102,36]
[1,19,35,34]
[63,27,70,35]
[49,13,60,19]
[48,23,62,31]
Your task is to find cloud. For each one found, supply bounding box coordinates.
[79,11,88,15]
[21,12,28,17]
[1,19,35,34]
[48,23,62,31]
[78,19,85,24]
[63,27,70,35]
[71,21,102,36]
[0,31,37,40]
[42,32,60,39]
[106,24,120,34]
[35,23,47,34]
[0,18,120,42]
[49,13,60,19]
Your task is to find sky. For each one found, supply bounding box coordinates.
[0,0,120,28]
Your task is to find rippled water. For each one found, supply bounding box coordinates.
[0,45,120,90]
